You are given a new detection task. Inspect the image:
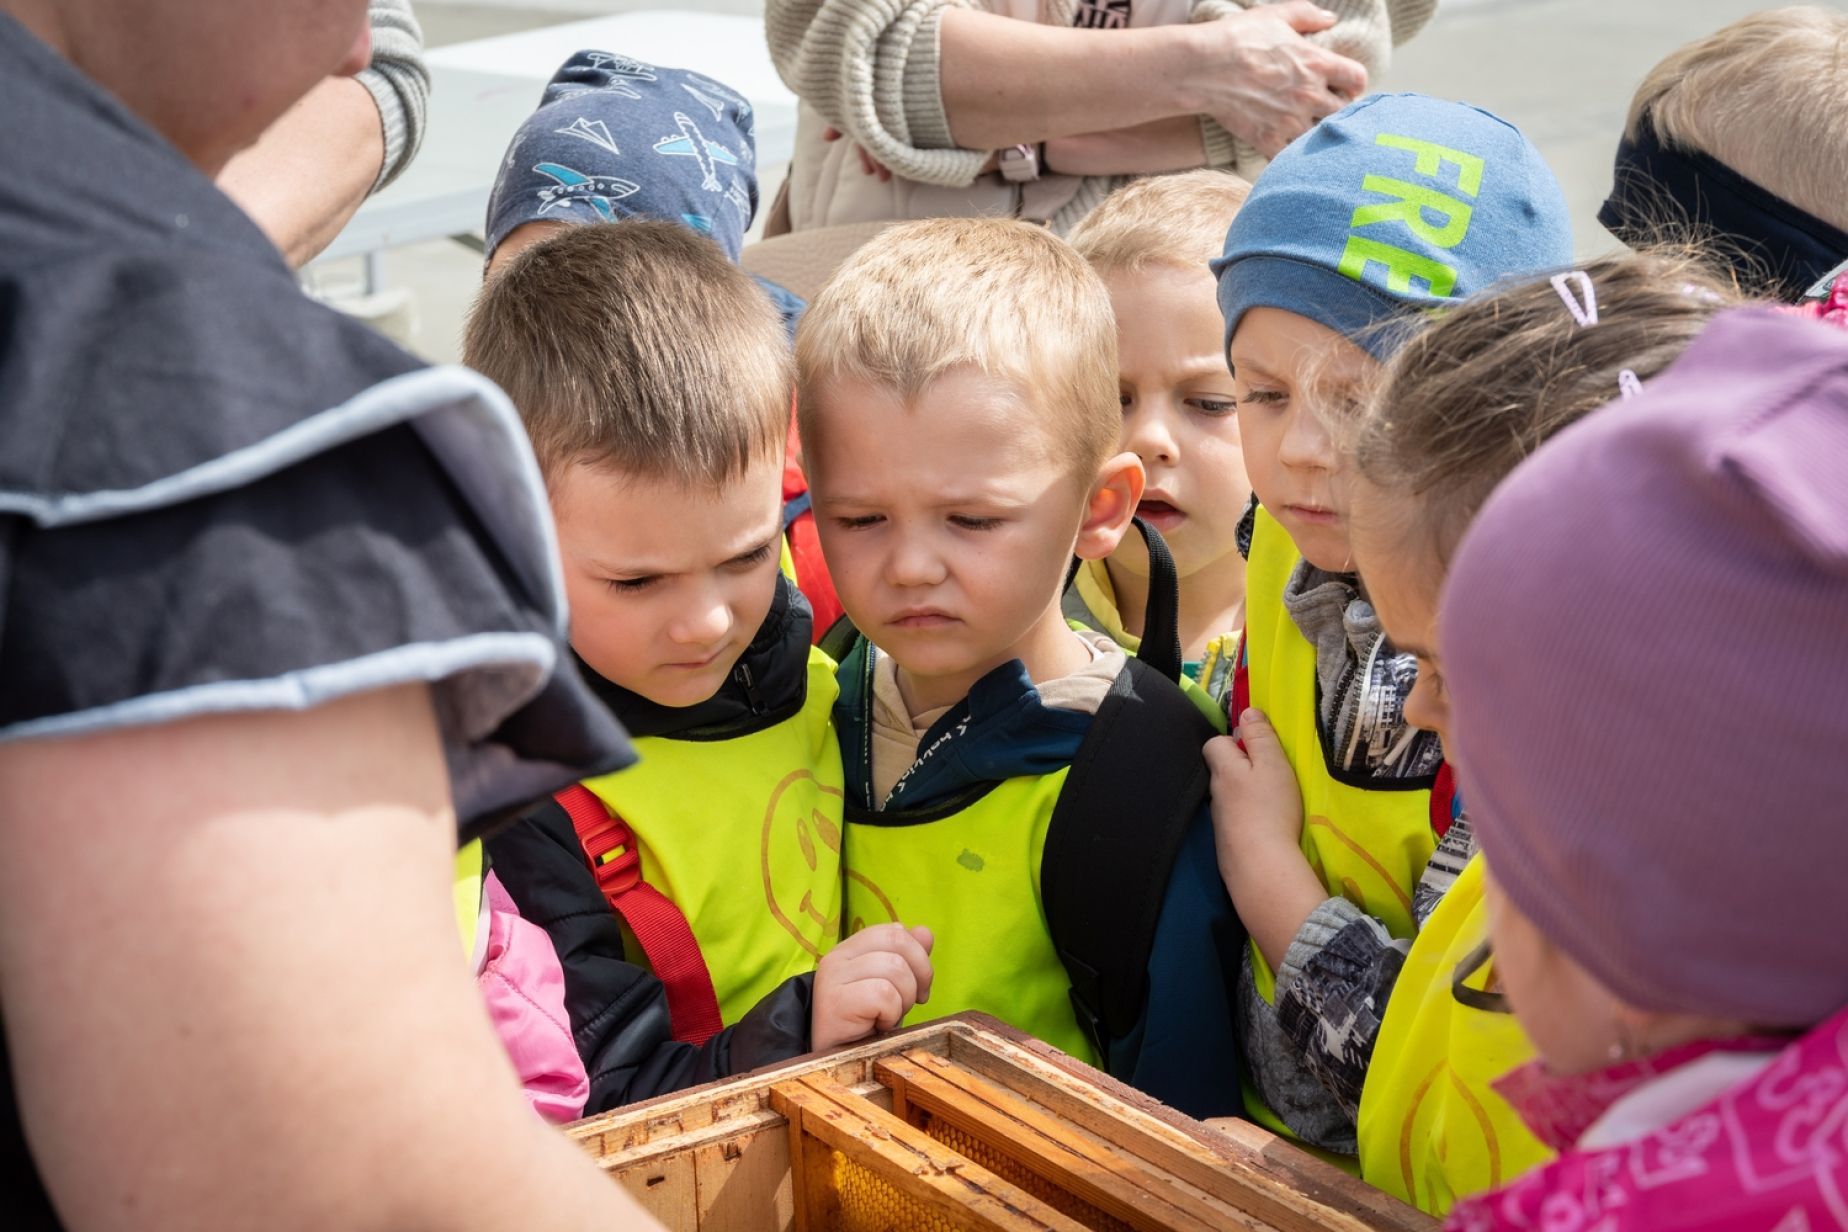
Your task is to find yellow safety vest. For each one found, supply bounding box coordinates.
[1241,506,1438,1140]
[454,838,485,960]
[578,645,846,1025]
[1065,558,1234,727]
[843,770,1095,1064]
[1244,506,1438,1000]
[1356,855,1552,1215]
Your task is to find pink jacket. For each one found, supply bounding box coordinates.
[475,872,589,1124]
[1446,1006,1848,1231]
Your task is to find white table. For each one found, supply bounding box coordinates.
[313,11,797,284]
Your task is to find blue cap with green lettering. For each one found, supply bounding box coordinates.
[1212,93,1572,359]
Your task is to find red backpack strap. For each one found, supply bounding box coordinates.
[553,785,724,1046]
[1430,761,1458,841]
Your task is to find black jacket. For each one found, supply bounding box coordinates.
[486,576,823,1112]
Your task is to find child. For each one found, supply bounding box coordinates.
[482,49,840,634]
[1063,170,1253,709]
[1205,93,1572,1149]
[466,220,932,1114]
[1600,6,1848,299]
[796,217,1246,1118]
[1434,307,1848,1230]
[1222,251,1745,1213]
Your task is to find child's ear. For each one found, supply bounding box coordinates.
[1074,452,1144,561]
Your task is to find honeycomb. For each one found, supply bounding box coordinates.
[919,1114,1134,1231]
[829,1148,965,1232]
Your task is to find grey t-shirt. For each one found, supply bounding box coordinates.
[0,15,630,1222]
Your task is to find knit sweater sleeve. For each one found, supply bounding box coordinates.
[765,0,990,188]
[1188,0,1438,169]
[355,0,430,193]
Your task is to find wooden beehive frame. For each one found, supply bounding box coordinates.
[564,1014,1435,1232]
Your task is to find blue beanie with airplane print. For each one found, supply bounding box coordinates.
[486,50,761,263]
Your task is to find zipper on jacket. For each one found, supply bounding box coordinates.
[735,662,766,715]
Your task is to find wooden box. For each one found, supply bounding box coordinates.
[566,1015,1435,1231]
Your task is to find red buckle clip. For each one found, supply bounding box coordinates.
[580,815,643,898]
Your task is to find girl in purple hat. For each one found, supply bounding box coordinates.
[1337,260,1848,1227]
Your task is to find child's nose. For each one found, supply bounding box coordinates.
[1124,406,1179,466]
[669,585,733,645]
[885,533,947,588]
[1277,407,1335,472]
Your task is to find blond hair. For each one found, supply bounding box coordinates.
[1066,169,1251,275]
[463,220,791,485]
[1628,6,1848,234]
[1351,250,1749,569]
[794,217,1119,478]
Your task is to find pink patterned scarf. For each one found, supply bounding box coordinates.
[1446,1007,1848,1231]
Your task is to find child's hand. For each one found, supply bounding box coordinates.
[1206,708,1305,860]
[810,923,935,1052]
[1206,709,1326,971]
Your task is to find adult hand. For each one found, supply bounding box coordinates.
[1192,2,1369,158]
[822,125,893,181]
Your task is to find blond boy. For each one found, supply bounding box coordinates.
[1602,5,1848,298]
[1065,170,1253,707]
[465,220,931,1112]
[797,217,1246,1118]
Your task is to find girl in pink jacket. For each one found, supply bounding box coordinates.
[1432,306,1848,1231]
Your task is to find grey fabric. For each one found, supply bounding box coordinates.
[1236,949,1361,1152]
[357,0,430,192]
[1280,560,1444,779]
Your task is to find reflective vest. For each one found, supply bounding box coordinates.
[1237,506,1439,1142]
[454,838,486,961]
[575,645,846,1028]
[1356,855,1552,1215]
[1242,506,1439,1003]
[843,770,1095,1064]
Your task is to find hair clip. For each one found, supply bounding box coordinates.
[1550,271,1599,328]
[1617,369,1644,400]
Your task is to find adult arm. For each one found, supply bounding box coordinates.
[0,687,657,1231]
[217,0,429,266]
[768,0,1362,184]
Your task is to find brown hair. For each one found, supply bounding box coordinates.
[1066,169,1251,275]
[794,217,1119,479]
[463,220,791,485]
[1628,6,1848,235]
[1350,249,1750,569]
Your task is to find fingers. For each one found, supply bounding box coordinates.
[907,925,936,1005]
[822,125,842,142]
[1233,707,1279,752]
[1317,49,1369,101]
[1203,732,1253,777]
[829,922,932,1006]
[1274,0,1338,33]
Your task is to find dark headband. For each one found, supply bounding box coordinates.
[1598,116,1848,301]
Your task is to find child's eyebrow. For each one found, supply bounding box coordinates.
[723,534,780,565]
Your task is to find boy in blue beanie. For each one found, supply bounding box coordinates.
[1202,93,1571,1153]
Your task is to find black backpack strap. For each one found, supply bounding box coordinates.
[817,612,861,664]
[1064,517,1184,683]
[1041,656,1216,1057]
[1129,517,1184,683]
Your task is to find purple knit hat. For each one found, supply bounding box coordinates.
[1440,308,1848,1028]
